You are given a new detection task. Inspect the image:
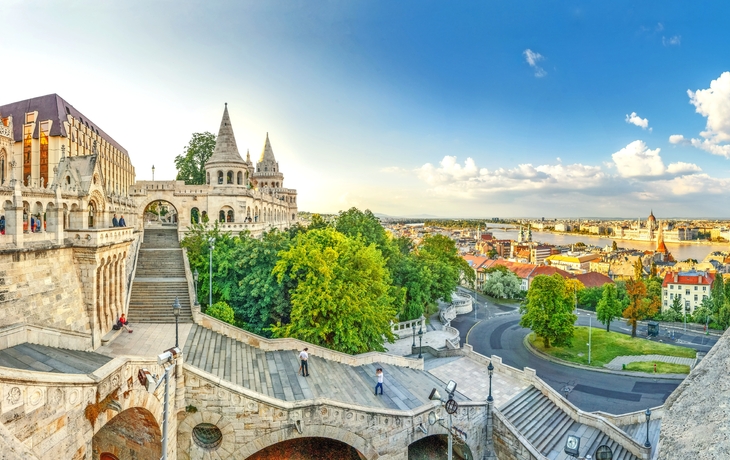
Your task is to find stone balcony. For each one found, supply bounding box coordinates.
[65,227,134,247]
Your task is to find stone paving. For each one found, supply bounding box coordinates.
[604,354,696,371]
[427,357,529,409]
[98,323,193,358]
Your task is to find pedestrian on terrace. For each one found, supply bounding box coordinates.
[299,348,309,377]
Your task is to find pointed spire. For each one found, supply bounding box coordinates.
[246,149,251,163]
[259,132,277,163]
[206,104,246,166]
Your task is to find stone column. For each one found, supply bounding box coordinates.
[104,260,111,332]
[119,258,126,313]
[4,203,24,248]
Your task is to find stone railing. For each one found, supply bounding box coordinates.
[451,291,473,314]
[593,406,664,427]
[443,325,461,348]
[390,316,426,338]
[440,304,456,325]
[191,310,424,370]
[0,323,92,352]
[493,410,546,460]
[66,227,134,247]
[429,345,652,460]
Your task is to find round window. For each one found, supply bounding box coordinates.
[192,423,223,449]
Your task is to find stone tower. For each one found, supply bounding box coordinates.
[205,104,254,187]
[253,133,284,189]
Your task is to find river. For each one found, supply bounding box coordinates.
[484,225,729,261]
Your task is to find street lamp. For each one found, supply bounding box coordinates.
[172,297,181,349]
[644,408,652,449]
[418,326,423,359]
[152,164,155,181]
[487,361,494,402]
[193,269,199,305]
[411,321,416,348]
[208,237,215,307]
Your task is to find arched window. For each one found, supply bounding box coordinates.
[0,149,6,185]
[206,172,210,185]
[217,171,223,184]
[237,171,243,185]
[227,210,234,222]
[219,210,225,222]
[88,202,96,228]
[227,171,233,184]
[191,207,200,224]
[66,176,71,185]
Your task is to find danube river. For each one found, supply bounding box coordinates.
[485,226,729,262]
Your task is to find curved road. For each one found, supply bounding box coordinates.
[448,291,716,414]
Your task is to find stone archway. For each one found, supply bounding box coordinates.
[248,437,364,460]
[143,200,179,228]
[233,425,377,460]
[408,434,472,460]
[92,406,162,460]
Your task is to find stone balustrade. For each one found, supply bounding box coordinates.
[66,226,134,247]
[390,316,426,338]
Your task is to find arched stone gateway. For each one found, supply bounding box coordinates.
[248,437,365,460]
[143,199,179,228]
[92,407,162,460]
[234,426,377,459]
[408,434,473,460]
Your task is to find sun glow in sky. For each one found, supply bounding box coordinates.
[4,1,730,217]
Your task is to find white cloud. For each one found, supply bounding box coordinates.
[672,72,730,158]
[669,134,688,144]
[611,140,665,177]
[625,112,651,131]
[523,49,547,78]
[611,140,702,178]
[662,35,681,46]
[381,166,409,174]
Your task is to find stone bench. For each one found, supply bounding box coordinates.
[101,328,123,346]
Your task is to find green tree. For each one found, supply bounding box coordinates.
[596,284,623,332]
[520,274,577,348]
[308,213,330,230]
[174,132,216,184]
[611,240,618,251]
[483,270,521,299]
[180,222,230,308]
[271,228,396,354]
[417,234,474,302]
[633,259,644,279]
[334,208,388,251]
[206,301,235,325]
[577,286,604,311]
[485,265,511,276]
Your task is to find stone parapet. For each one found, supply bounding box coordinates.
[493,410,544,460]
[191,311,424,370]
[66,227,134,247]
[0,323,92,351]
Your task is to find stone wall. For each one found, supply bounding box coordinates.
[0,247,88,337]
[492,411,543,460]
[0,357,175,460]
[657,327,730,459]
[179,365,488,460]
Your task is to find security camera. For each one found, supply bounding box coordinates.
[157,347,181,365]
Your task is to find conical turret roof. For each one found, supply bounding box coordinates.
[207,104,246,166]
[259,133,277,163]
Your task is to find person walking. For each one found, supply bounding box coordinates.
[112,214,119,227]
[375,368,384,395]
[299,348,309,377]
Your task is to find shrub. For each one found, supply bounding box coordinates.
[206,301,235,325]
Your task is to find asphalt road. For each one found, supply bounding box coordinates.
[449,290,717,414]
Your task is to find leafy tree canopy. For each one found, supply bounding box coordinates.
[334,208,388,252]
[271,228,397,354]
[623,279,658,337]
[520,274,577,348]
[483,270,521,300]
[174,132,216,184]
[596,283,623,332]
[417,234,475,302]
[206,301,235,325]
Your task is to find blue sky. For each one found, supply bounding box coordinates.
[4,1,730,217]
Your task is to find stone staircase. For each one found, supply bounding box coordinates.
[183,324,460,410]
[501,387,639,460]
[127,228,192,323]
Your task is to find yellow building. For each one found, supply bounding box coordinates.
[0,94,135,195]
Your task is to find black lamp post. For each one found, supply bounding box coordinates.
[418,326,423,359]
[411,321,416,348]
[487,361,494,402]
[152,164,155,181]
[172,297,181,349]
[644,408,652,448]
[193,269,199,305]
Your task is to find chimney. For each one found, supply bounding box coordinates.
[674,273,678,283]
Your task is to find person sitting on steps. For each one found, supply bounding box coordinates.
[117,313,132,333]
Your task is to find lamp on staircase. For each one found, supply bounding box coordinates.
[173,297,181,349]
[193,269,199,305]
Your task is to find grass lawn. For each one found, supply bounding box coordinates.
[624,361,690,374]
[529,326,696,367]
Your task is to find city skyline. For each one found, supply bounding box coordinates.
[4,1,730,217]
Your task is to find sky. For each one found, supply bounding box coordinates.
[3,1,730,218]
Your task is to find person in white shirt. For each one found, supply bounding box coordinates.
[375,368,384,395]
[298,348,309,377]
